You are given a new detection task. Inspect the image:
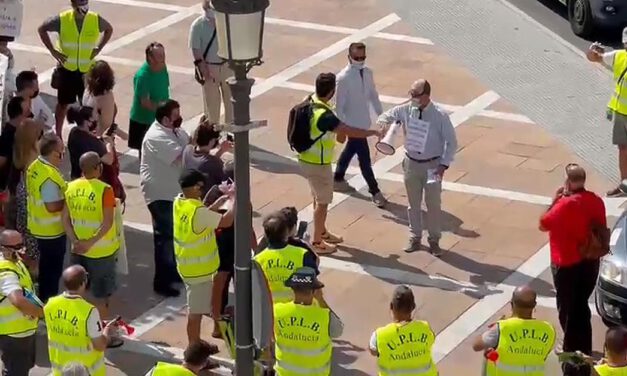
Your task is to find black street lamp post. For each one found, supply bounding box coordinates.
[211,0,269,374]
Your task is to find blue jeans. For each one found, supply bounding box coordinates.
[334,137,380,195]
[147,200,181,288]
[37,235,67,303]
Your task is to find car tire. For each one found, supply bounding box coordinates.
[595,290,618,327]
[568,0,595,37]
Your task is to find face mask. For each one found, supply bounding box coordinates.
[30,90,39,99]
[172,117,183,128]
[76,5,89,15]
[350,59,365,68]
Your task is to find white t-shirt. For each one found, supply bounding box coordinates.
[603,51,619,68]
[61,293,103,339]
[31,95,55,133]
[140,122,190,204]
[0,258,37,337]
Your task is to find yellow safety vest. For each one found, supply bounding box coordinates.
[151,362,196,376]
[26,158,67,239]
[486,318,556,376]
[609,50,627,115]
[44,295,105,376]
[173,196,220,284]
[0,259,38,336]
[595,364,627,376]
[298,95,337,165]
[375,321,437,376]
[58,9,100,73]
[253,245,307,304]
[65,178,119,259]
[273,302,332,376]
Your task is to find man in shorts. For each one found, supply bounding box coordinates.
[63,152,119,320]
[38,0,113,138]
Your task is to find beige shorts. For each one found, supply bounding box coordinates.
[299,161,333,205]
[185,278,213,315]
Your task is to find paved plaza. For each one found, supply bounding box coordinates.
[8,0,625,374]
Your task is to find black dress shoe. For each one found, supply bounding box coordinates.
[153,285,180,297]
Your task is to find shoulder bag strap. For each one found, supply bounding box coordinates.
[203,28,217,61]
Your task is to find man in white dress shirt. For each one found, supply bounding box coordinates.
[333,42,386,207]
[377,79,457,256]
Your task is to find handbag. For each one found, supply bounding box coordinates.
[50,65,62,90]
[194,29,217,85]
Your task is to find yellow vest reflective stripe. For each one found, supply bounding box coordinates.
[173,196,220,283]
[58,10,99,73]
[65,178,119,259]
[375,321,437,376]
[0,260,38,335]
[253,245,307,304]
[608,50,627,115]
[152,362,196,375]
[298,95,337,165]
[26,158,67,238]
[486,318,556,376]
[273,302,331,376]
[595,364,627,376]
[44,295,105,376]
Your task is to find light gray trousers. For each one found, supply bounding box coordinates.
[402,156,442,242]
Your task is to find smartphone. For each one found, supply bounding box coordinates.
[557,352,586,365]
[296,221,308,238]
[226,133,234,142]
[105,123,118,136]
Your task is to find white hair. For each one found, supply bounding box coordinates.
[61,363,90,376]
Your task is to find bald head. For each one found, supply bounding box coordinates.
[79,151,102,177]
[0,229,22,247]
[410,79,431,97]
[512,285,537,310]
[62,265,88,291]
[565,163,586,185]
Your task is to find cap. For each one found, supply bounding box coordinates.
[179,169,206,189]
[623,27,627,44]
[284,267,324,290]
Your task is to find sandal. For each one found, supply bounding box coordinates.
[311,240,337,255]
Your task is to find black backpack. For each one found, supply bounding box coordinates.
[287,96,327,153]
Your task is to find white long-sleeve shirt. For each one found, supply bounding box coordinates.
[335,64,383,130]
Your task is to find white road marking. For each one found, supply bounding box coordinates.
[535,296,599,317]
[92,0,434,45]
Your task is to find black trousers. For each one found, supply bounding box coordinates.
[552,259,599,376]
[334,137,380,195]
[37,235,67,304]
[148,200,181,288]
[0,334,36,376]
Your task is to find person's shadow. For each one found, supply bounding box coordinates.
[331,339,372,376]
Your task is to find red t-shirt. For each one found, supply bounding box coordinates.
[540,190,606,267]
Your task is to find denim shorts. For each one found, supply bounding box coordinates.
[71,251,118,299]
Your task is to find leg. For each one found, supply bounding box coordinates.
[55,68,80,139]
[36,235,66,303]
[354,138,380,195]
[148,201,179,295]
[187,313,203,345]
[185,279,213,345]
[0,334,36,376]
[423,162,443,244]
[202,75,222,124]
[551,264,577,350]
[334,138,357,182]
[570,260,599,355]
[402,157,426,243]
[84,253,118,320]
[610,113,627,196]
[219,65,234,124]
[313,203,328,243]
[211,271,230,337]
[54,103,68,138]
[619,145,627,180]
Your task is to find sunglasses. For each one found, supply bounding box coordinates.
[1,243,24,251]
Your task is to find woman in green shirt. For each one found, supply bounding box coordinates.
[128,42,170,152]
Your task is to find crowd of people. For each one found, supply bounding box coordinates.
[0,0,625,374]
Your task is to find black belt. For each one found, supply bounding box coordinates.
[405,154,439,163]
[208,61,226,66]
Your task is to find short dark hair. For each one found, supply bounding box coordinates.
[605,326,627,355]
[279,206,298,230]
[315,73,336,98]
[85,60,115,96]
[263,211,289,245]
[145,41,164,60]
[7,96,25,120]
[66,105,94,125]
[15,70,38,92]
[348,42,366,54]
[193,117,221,147]
[155,99,180,123]
[390,285,415,314]
[183,340,214,366]
[38,134,61,157]
[179,169,206,189]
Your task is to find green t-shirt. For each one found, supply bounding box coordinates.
[129,62,170,125]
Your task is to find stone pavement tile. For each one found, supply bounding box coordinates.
[436,305,606,376]
[12,50,56,76]
[20,0,173,48]
[111,20,343,80]
[486,98,523,114]
[293,36,487,106]
[147,0,198,6]
[266,0,389,28]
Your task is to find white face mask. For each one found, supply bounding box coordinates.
[351,61,365,68]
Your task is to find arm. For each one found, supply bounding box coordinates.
[41,179,65,213]
[37,16,62,57]
[334,74,348,123]
[472,325,499,352]
[539,197,568,232]
[136,73,158,112]
[62,204,78,244]
[335,123,378,138]
[100,138,115,166]
[440,113,458,167]
[328,311,344,338]
[87,309,114,352]
[7,290,43,318]
[376,104,406,129]
[96,93,116,135]
[149,138,185,166]
[86,191,115,247]
[94,16,114,54]
[367,70,384,116]
[207,196,235,228]
[368,331,378,356]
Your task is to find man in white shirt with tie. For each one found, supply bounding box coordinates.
[377,79,457,256]
[333,42,387,207]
